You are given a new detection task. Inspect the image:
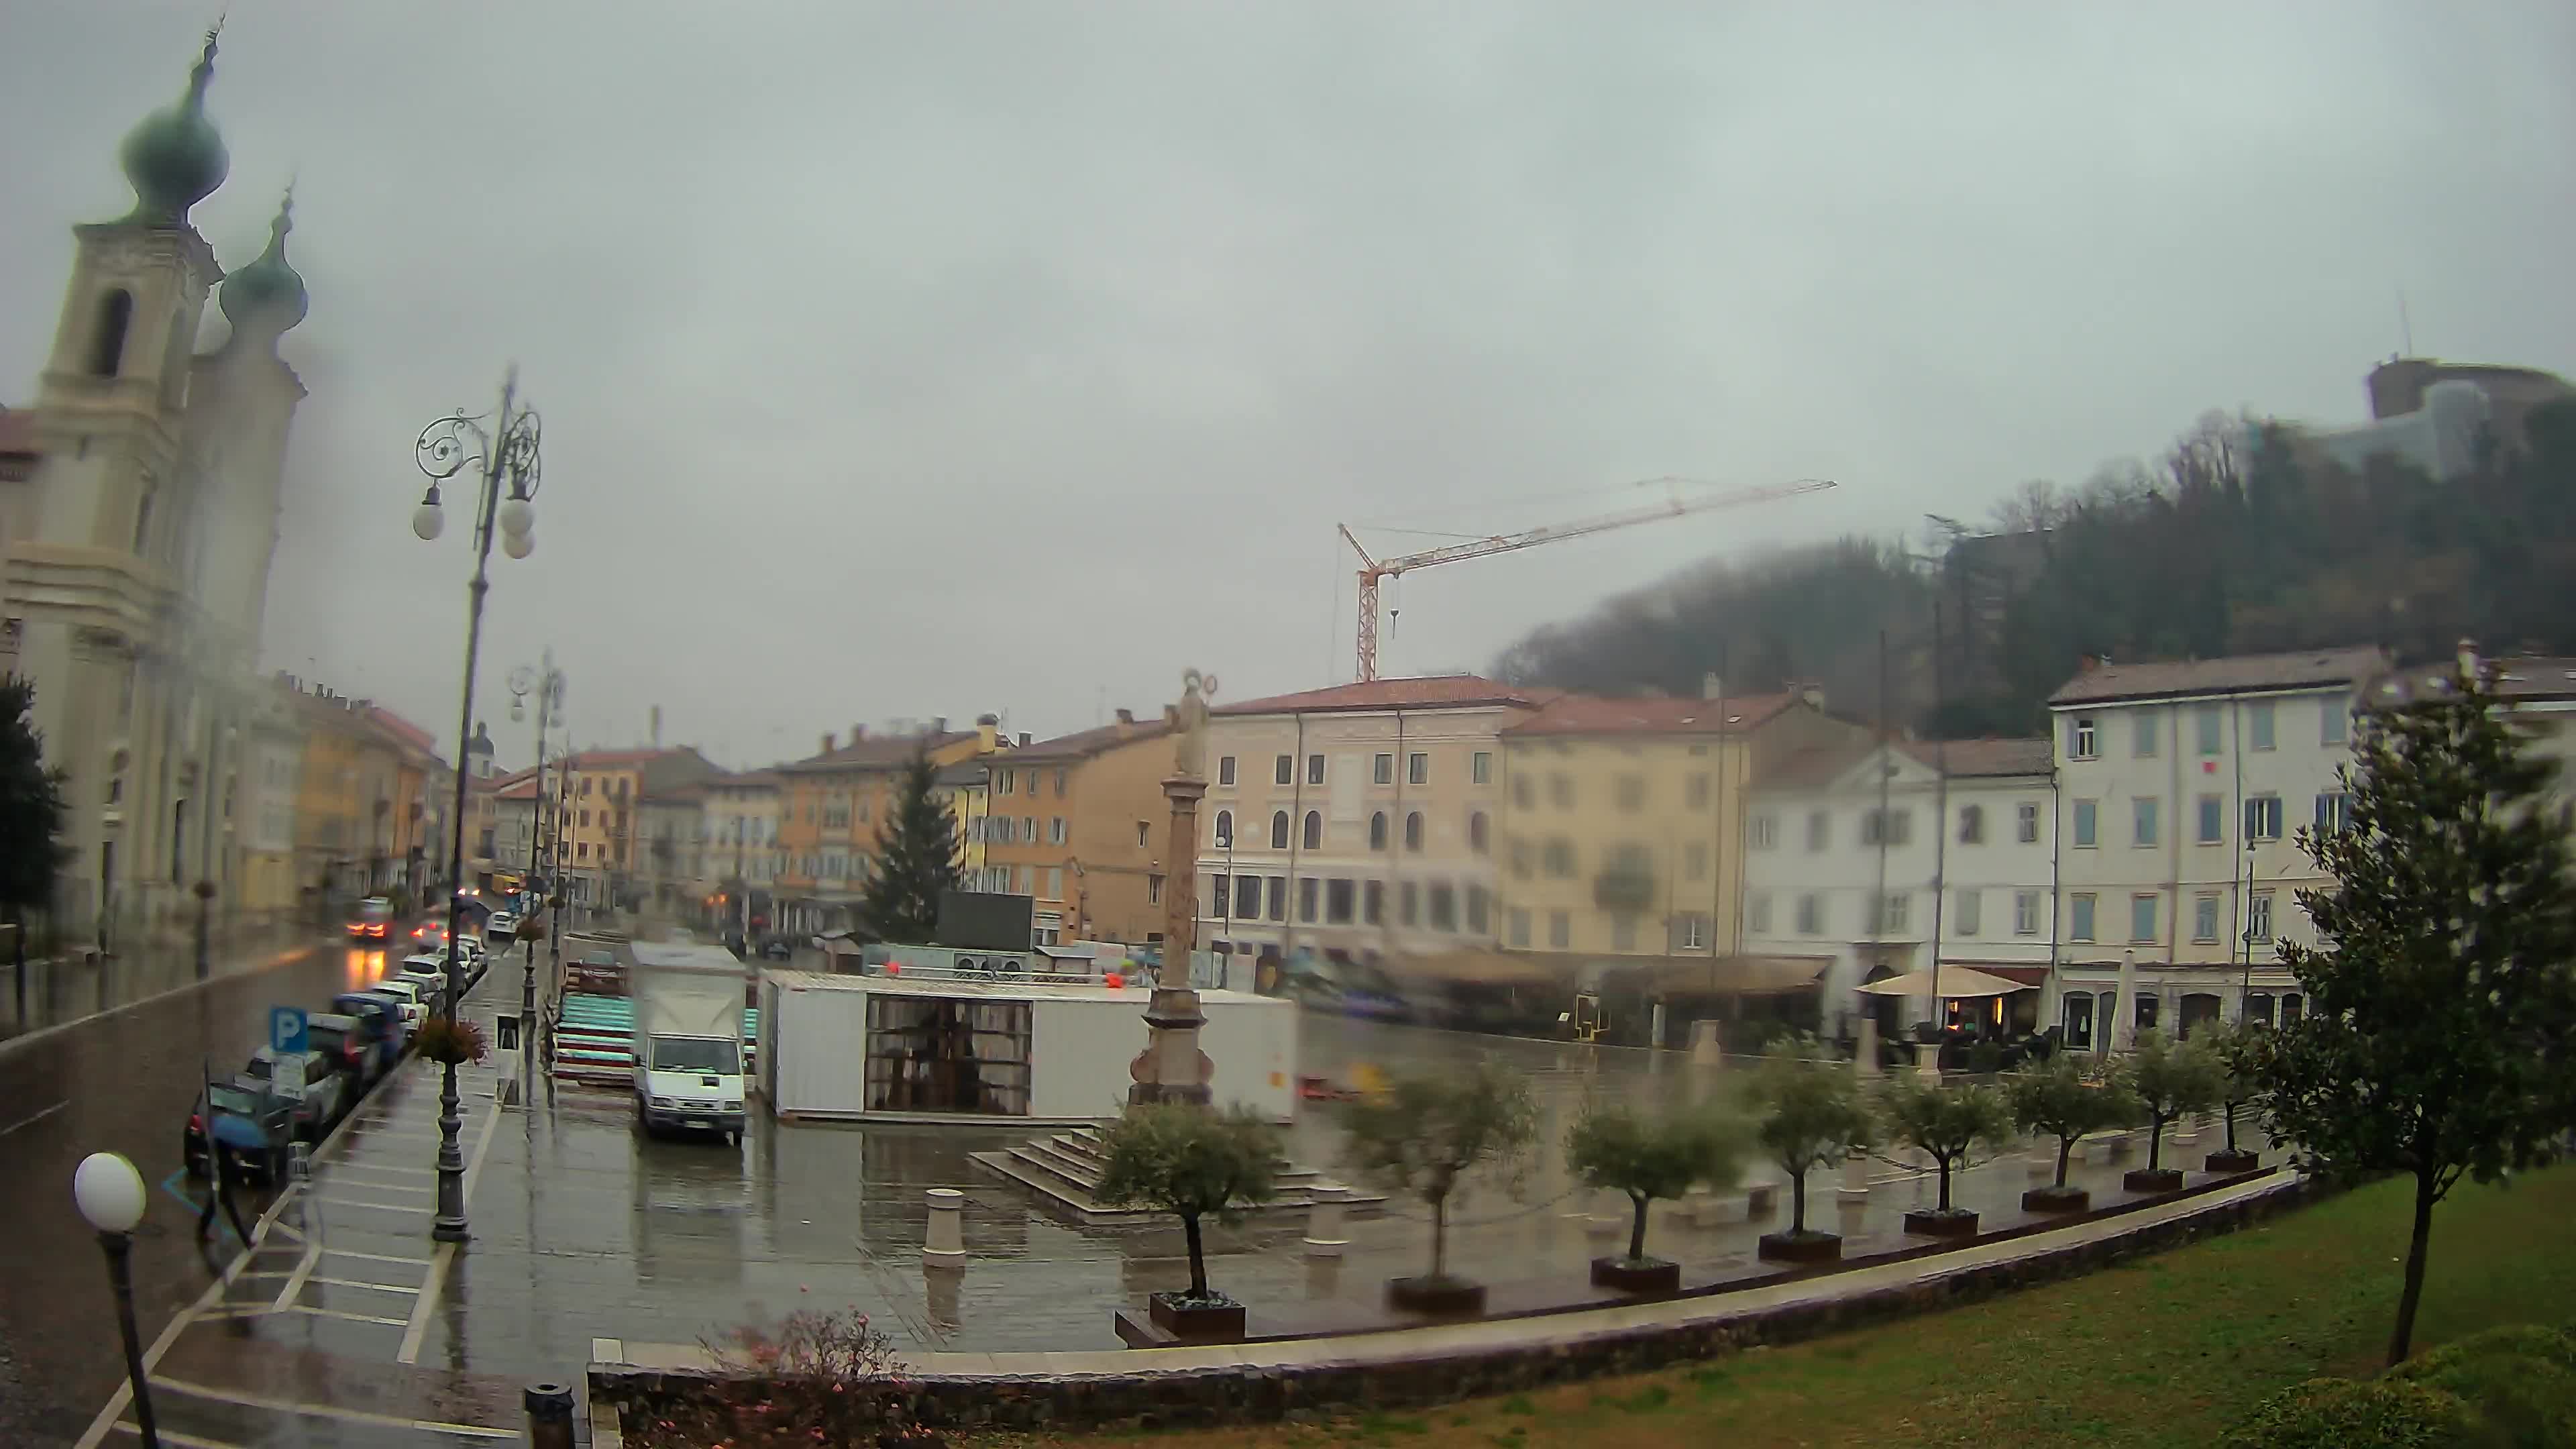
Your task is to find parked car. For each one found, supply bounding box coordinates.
[484,911,520,944]
[184,1076,294,1183]
[328,994,404,1075]
[305,1012,377,1084]
[355,989,421,1052]
[398,954,458,1010]
[363,979,428,1034]
[245,1046,350,1141]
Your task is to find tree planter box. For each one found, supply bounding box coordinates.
[1902,1208,1980,1238]
[2205,1148,2261,1174]
[1756,1230,1842,1265]
[2123,1167,2184,1193]
[1386,1276,1486,1315]
[2021,1185,2090,1213]
[1146,1292,1244,1342]
[1589,1256,1680,1293]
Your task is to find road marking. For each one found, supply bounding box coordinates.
[111,1424,245,1449]
[317,1195,432,1214]
[310,1275,420,1294]
[150,1377,515,1439]
[0,1099,67,1136]
[396,1099,500,1366]
[323,1162,438,1179]
[395,1242,456,1365]
[323,1246,432,1265]
[272,1240,321,1313]
[282,1303,412,1328]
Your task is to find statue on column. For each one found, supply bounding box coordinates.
[1173,668,1217,780]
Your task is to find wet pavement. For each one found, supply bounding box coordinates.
[23,949,2275,1446]
[0,918,321,1040]
[0,924,471,1446]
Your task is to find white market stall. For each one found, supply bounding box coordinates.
[759,969,1296,1124]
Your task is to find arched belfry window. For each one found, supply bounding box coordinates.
[90,290,133,377]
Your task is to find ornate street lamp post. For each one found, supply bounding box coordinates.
[506,654,564,1104]
[411,370,542,1242]
[74,1152,158,1448]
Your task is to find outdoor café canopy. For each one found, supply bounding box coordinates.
[1856,966,2026,1000]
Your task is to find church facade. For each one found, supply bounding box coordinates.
[1,29,319,943]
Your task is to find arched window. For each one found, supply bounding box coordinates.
[1368,811,1388,851]
[89,289,133,377]
[1213,809,1233,848]
[1301,810,1322,850]
[1269,811,1289,849]
[1468,810,1490,854]
[1404,811,1424,852]
[2061,991,2095,1049]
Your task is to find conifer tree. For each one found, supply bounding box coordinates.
[857,751,960,944]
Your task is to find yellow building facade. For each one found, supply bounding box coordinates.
[1496,686,1867,970]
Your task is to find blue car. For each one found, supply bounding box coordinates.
[184,1076,293,1183]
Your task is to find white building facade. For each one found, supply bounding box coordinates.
[1,34,311,941]
[2047,647,2387,1049]
[1739,738,2057,1042]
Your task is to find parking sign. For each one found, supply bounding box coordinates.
[270,1006,307,1056]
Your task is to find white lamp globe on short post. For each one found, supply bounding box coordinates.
[74,1151,160,1448]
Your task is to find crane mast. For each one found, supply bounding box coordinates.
[1339,476,1837,682]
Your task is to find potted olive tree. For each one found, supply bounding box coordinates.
[1338,1057,1536,1314]
[2198,1019,2268,1173]
[1093,1102,1280,1342]
[1743,1038,1876,1264]
[2006,1053,2141,1212]
[1565,1097,1747,1292]
[1874,1071,2015,1238]
[2123,1030,2225,1193]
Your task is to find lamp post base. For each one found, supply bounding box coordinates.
[433,1056,470,1242]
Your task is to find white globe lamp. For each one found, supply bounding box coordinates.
[74,1150,146,1234]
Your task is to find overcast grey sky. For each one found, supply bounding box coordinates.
[5,1,2571,769]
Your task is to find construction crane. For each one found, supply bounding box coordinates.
[1338,476,1838,682]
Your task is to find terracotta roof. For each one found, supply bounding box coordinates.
[1895,737,2054,777]
[1754,741,1876,792]
[1214,674,1556,716]
[1503,692,1798,737]
[559,748,679,769]
[703,769,786,791]
[2049,647,2390,706]
[2371,655,2576,706]
[777,729,976,773]
[1008,718,1173,762]
[364,706,439,756]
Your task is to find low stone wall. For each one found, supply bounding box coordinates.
[594,1174,2327,1436]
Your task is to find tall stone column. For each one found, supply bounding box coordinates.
[1129,672,1216,1109]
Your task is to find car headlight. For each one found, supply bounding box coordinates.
[652,1096,677,1108]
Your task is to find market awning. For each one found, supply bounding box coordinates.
[1381,948,1566,987]
[1631,954,1831,998]
[1856,966,2028,999]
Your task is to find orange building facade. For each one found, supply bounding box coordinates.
[981,710,1176,947]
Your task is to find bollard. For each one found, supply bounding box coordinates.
[922,1187,967,1267]
[524,1382,575,1449]
[1835,1150,1870,1206]
[1688,1019,1723,1066]
[1680,1185,1717,1228]
[1301,1182,1350,1258]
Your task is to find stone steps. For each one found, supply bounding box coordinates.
[969,1132,1385,1226]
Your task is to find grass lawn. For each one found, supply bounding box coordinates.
[989,1165,2576,1449]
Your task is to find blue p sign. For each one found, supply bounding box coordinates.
[270,1006,308,1056]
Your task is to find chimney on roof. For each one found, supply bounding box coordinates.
[2079,655,2101,674]
[974,714,998,750]
[1703,672,1723,700]
[651,705,662,749]
[851,723,867,745]
[933,715,949,735]
[821,732,837,755]
[1115,708,1134,726]
[1018,732,1032,747]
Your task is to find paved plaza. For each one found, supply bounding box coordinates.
[58,975,2277,1444]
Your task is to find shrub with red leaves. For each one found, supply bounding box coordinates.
[629,1307,940,1448]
